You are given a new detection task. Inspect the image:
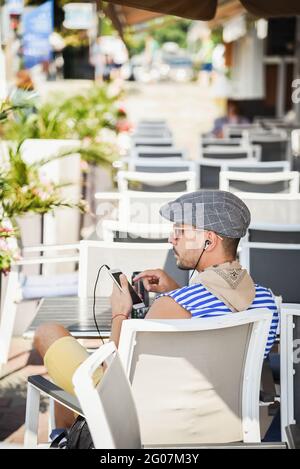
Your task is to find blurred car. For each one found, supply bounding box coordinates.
[126,44,195,83]
[160,54,195,82]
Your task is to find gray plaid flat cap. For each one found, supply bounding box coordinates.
[160,190,251,238]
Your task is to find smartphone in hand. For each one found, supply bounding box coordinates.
[108,269,145,311]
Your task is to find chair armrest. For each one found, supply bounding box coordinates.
[285,425,300,449]
[28,375,83,416]
[23,244,80,254]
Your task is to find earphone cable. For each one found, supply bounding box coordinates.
[92,264,110,345]
[189,239,210,282]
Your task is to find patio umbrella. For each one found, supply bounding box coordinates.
[106,0,300,22]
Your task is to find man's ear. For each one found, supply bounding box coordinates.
[205,232,218,250]
[204,240,211,250]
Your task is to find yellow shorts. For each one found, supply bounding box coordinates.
[44,336,103,395]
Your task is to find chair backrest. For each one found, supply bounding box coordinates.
[220,171,299,194]
[227,161,290,173]
[196,159,286,190]
[133,129,172,139]
[118,190,184,224]
[117,170,196,193]
[133,146,185,159]
[280,305,300,442]
[136,122,169,129]
[94,191,185,226]
[138,119,167,126]
[238,193,300,225]
[133,138,173,147]
[201,145,260,161]
[118,312,272,445]
[247,134,289,162]
[223,123,261,138]
[200,137,243,150]
[136,124,170,133]
[78,240,189,297]
[129,158,194,173]
[72,341,141,449]
[102,220,171,243]
[240,224,300,302]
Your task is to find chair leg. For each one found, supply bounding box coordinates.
[24,383,41,448]
[48,398,56,437]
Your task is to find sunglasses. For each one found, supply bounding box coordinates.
[171,227,223,241]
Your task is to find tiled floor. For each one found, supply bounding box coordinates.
[0,337,48,444]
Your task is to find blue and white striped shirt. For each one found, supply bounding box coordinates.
[160,283,278,358]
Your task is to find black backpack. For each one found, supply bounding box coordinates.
[50,416,94,449]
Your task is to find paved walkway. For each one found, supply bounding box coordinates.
[0,338,48,444]
[125,81,219,159]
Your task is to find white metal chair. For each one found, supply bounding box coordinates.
[239,224,300,303]
[280,305,300,442]
[25,310,272,448]
[78,240,189,297]
[220,171,299,194]
[223,123,261,138]
[102,220,172,243]
[132,137,173,148]
[200,144,261,161]
[94,190,184,227]
[138,119,167,126]
[238,193,300,226]
[226,161,290,172]
[128,158,195,173]
[117,170,196,193]
[244,132,290,162]
[200,136,243,150]
[132,146,186,160]
[73,341,141,449]
[196,158,287,190]
[24,341,141,449]
[0,244,80,368]
[132,128,172,139]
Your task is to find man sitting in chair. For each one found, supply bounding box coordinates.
[34,190,278,427]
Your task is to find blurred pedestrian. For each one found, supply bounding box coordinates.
[90,37,105,82]
[211,101,249,138]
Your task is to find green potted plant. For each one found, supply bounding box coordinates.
[0,141,87,274]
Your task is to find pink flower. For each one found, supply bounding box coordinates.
[0,227,13,234]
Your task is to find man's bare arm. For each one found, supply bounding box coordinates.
[145,296,191,320]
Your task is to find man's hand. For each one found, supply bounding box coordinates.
[110,274,132,318]
[133,269,179,294]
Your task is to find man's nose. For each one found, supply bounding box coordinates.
[168,233,176,245]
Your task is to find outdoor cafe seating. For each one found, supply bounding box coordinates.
[2,114,300,450]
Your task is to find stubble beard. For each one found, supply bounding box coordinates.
[173,248,193,271]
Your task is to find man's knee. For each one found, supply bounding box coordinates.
[34,323,71,359]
